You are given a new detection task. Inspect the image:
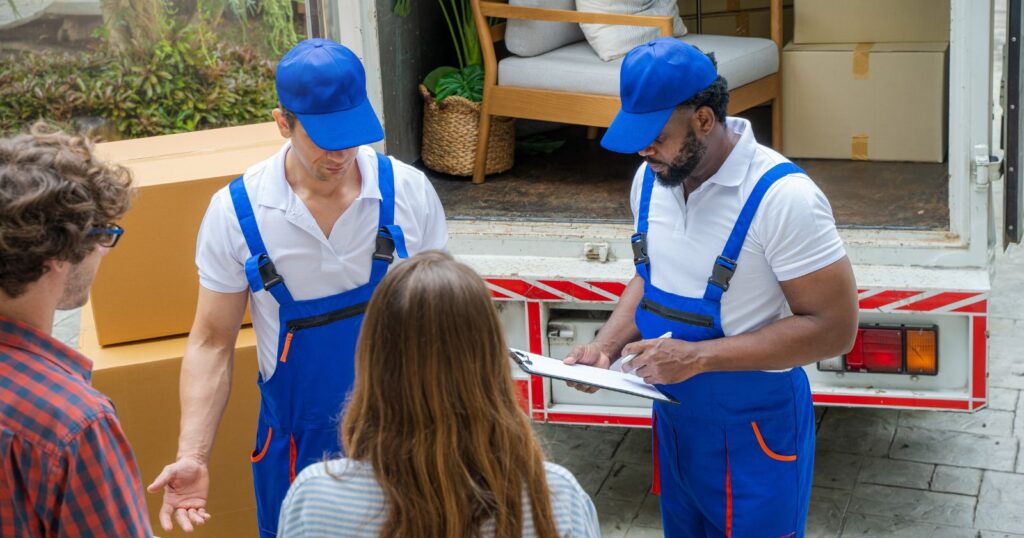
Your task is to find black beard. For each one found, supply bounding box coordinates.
[648,131,707,188]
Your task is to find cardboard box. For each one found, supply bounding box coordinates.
[782,42,948,162]
[682,6,793,42]
[80,305,261,537]
[678,0,792,17]
[793,0,949,44]
[90,123,281,345]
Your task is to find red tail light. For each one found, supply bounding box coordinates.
[817,325,938,375]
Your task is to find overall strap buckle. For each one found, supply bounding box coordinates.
[256,254,284,290]
[707,255,737,291]
[631,232,649,265]
[373,227,396,263]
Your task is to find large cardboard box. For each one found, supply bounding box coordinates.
[80,305,261,537]
[782,42,948,162]
[682,6,793,42]
[793,0,949,44]
[91,123,281,345]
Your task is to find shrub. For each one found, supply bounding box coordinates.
[0,26,278,139]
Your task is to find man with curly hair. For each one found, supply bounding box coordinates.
[0,124,153,537]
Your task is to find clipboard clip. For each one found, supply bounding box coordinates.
[510,349,532,366]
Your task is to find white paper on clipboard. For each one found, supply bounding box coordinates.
[509,349,678,404]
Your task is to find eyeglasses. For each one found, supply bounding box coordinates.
[88,224,124,248]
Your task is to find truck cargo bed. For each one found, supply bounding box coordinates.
[426,120,948,231]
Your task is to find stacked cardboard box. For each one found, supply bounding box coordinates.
[782,0,949,162]
[678,0,794,43]
[81,305,261,537]
[91,123,281,345]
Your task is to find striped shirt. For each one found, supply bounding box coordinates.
[278,459,600,537]
[0,316,152,537]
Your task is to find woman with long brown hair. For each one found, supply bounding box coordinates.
[277,251,599,537]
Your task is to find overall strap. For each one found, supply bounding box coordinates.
[631,164,657,282]
[369,153,408,284]
[228,176,295,305]
[703,162,804,302]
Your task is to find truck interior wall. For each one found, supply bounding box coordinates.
[374,0,451,163]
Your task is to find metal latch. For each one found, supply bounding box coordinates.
[584,242,610,262]
[973,144,1002,186]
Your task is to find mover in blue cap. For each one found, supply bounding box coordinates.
[148,38,449,537]
[566,37,859,537]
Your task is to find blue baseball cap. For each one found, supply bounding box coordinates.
[276,38,384,151]
[601,38,717,154]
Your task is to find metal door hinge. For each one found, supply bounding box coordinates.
[584,242,610,262]
[973,144,1002,186]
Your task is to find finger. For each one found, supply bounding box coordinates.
[175,508,195,532]
[158,504,174,532]
[563,354,578,365]
[187,508,207,526]
[199,508,212,521]
[147,466,173,492]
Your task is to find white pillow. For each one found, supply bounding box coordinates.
[576,0,688,62]
[505,0,586,57]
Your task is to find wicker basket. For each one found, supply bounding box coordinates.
[419,84,514,177]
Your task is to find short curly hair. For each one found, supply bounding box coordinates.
[677,75,730,124]
[0,123,134,298]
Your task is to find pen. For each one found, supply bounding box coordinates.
[618,331,673,372]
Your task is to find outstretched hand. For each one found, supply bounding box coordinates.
[147,456,212,532]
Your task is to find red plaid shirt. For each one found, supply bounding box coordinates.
[0,316,152,537]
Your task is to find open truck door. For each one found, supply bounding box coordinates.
[1006,0,1024,247]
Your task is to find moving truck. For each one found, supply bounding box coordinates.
[326,0,1023,425]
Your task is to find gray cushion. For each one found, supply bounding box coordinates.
[498,34,779,95]
[504,0,586,57]
[576,0,688,61]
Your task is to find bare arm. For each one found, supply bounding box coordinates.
[176,286,248,460]
[148,286,247,532]
[625,257,859,384]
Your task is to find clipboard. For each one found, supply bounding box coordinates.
[510,348,678,404]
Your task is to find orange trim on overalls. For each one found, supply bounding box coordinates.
[751,421,797,462]
[279,331,295,363]
[288,434,297,483]
[725,432,733,538]
[250,427,273,462]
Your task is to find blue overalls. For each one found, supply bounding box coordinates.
[228,153,408,537]
[633,162,815,538]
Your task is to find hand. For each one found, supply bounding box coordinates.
[563,342,613,393]
[147,456,212,532]
[621,338,706,385]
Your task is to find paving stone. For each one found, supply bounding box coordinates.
[598,462,652,502]
[623,526,664,538]
[988,316,1024,335]
[613,427,652,465]
[839,513,974,538]
[593,496,640,538]
[1015,395,1024,439]
[931,465,983,496]
[805,487,848,538]
[976,471,1024,534]
[981,532,1024,538]
[630,492,661,529]
[814,451,862,490]
[988,336,1024,391]
[889,427,1017,471]
[555,457,613,498]
[847,484,975,528]
[899,409,1014,437]
[1017,441,1024,474]
[858,457,934,490]
[817,408,898,457]
[535,423,626,462]
[988,388,1019,411]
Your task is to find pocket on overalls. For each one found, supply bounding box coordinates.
[251,426,273,463]
[724,415,801,536]
[751,420,797,462]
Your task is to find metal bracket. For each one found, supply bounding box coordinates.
[973,144,1002,186]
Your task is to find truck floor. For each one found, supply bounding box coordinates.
[425,121,948,231]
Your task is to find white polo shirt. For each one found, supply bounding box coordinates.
[630,117,846,338]
[196,142,449,378]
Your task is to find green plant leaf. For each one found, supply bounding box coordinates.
[516,134,566,156]
[423,66,458,95]
[435,64,484,103]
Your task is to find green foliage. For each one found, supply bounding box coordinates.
[393,0,411,16]
[516,134,566,156]
[434,64,483,102]
[216,0,300,56]
[0,28,277,139]
[437,0,480,70]
[423,66,458,95]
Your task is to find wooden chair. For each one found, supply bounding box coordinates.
[469,0,784,184]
